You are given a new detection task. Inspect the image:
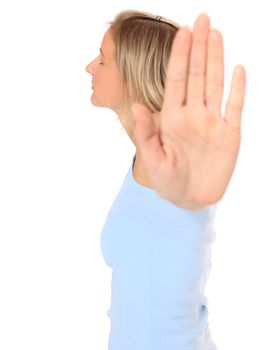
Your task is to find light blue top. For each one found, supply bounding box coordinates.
[100,154,218,350]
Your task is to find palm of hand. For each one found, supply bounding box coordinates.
[157,104,241,208]
[132,13,246,210]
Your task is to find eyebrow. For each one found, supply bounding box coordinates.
[100,48,105,58]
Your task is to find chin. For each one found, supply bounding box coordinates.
[90,94,101,107]
[90,95,114,110]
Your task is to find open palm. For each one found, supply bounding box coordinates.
[132,13,246,210]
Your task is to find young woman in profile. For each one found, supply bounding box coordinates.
[85,10,246,350]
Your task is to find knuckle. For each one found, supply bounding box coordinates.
[207,79,224,89]
[189,64,205,76]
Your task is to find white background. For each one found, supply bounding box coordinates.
[0,0,273,349]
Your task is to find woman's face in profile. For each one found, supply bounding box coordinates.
[85,28,123,113]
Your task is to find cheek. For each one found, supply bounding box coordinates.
[94,76,122,107]
[104,75,122,102]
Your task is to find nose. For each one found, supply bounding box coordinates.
[85,56,99,75]
[85,61,94,75]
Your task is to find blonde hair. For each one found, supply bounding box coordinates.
[107,10,181,117]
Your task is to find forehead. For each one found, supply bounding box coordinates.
[101,28,115,55]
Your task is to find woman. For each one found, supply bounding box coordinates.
[86,10,246,349]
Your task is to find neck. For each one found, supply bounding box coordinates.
[114,108,160,190]
[133,150,154,190]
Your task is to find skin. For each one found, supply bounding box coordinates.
[86,13,246,210]
[85,26,158,189]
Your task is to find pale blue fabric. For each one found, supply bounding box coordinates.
[100,154,218,350]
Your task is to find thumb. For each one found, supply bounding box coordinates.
[132,103,164,169]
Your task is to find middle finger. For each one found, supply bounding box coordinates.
[186,13,210,106]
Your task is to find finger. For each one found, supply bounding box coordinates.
[206,29,224,116]
[224,65,246,130]
[186,13,210,106]
[162,26,191,110]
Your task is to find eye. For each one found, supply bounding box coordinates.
[98,55,104,65]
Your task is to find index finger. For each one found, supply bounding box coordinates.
[162,26,191,110]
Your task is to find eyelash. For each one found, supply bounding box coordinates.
[98,55,104,65]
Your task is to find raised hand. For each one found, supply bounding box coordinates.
[132,13,246,210]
